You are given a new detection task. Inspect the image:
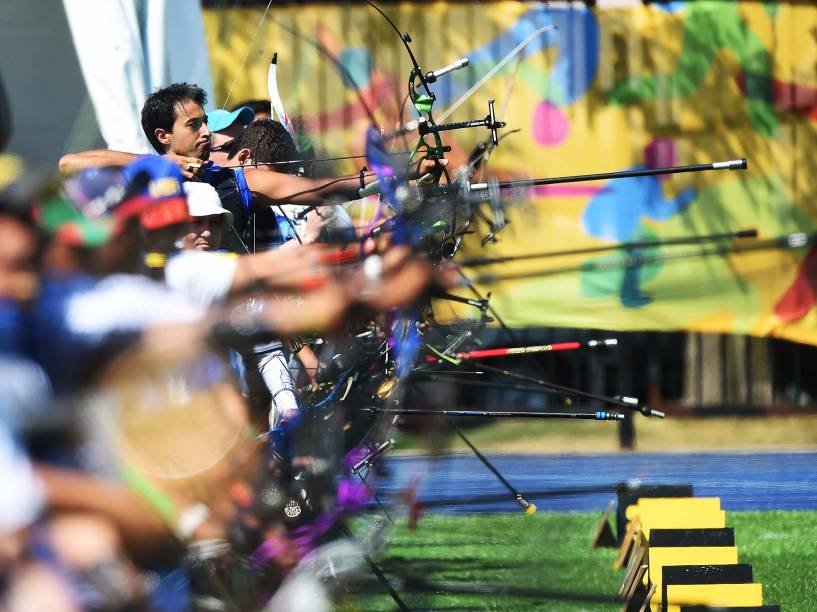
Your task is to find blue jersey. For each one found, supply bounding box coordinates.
[206,165,295,253]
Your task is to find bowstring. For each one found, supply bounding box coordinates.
[220,0,275,110]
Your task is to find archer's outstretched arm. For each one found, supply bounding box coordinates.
[59,149,140,176]
[59,150,206,179]
[242,168,371,205]
[243,158,446,206]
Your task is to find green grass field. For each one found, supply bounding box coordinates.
[346,510,817,611]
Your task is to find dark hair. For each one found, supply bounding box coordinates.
[141,83,208,153]
[231,99,271,117]
[227,119,298,171]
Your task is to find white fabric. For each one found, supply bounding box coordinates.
[62,0,214,153]
[257,349,298,429]
[62,0,151,153]
[66,273,204,338]
[184,182,233,225]
[0,357,53,433]
[144,0,213,99]
[0,421,44,534]
[276,204,356,244]
[164,251,238,309]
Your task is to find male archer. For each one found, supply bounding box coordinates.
[59,82,210,180]
[59,82,443,252]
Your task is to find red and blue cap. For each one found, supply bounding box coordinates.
[120,155,191,230]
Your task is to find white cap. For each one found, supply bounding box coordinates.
[183,182,233,226]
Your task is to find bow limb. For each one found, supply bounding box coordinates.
[267,52,299,147]
[270,16,377,126]
[364,0,433,99]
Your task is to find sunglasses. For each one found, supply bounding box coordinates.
[209,140,235,154]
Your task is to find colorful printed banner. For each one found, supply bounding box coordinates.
[203,2,817,345]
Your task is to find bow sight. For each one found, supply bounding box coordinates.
[407,99,507,148]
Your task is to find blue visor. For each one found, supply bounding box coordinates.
[208,107,255,133]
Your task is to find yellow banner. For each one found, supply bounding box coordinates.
[203,2,817,345]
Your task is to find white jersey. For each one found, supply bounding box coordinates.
[164,251,239,309]
[66,273,204,339]
[0,420,44,534]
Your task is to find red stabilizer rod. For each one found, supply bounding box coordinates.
[425,339,616,362]
[461,342,580,358]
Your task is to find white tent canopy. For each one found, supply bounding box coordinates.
[62,0,214,153]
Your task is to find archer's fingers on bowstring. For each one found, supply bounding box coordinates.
[165,153,206,180]
[414,156,448,179]
[302,210,329,244]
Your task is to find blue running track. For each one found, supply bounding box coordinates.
[379,452,817,512]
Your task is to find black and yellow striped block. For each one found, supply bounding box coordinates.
[678,606,780,611]
[647,546,740,602]
[662,564,753,611]
[665,583,764,612]
[649,528,735,549]
[616,484,694,544]
[608,496,779,612]
[626,498,726,539]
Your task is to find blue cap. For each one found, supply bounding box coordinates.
[208,106,255,133]
[119,155,189,229]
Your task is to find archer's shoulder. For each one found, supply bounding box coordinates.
[206,167,237,187]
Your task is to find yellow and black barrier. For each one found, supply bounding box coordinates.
[604,493,780,612]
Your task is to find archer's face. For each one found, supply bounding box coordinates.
[167,100,211,159]
[187,215,224,251]
[208,123,246,167]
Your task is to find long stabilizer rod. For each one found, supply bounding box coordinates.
[467,158,747,192]
[460,229,758,267]
[375,408,624,420]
